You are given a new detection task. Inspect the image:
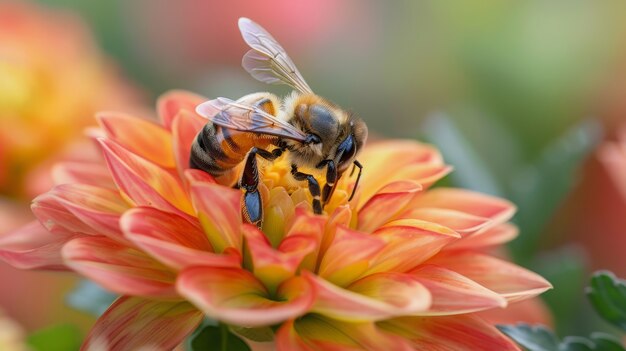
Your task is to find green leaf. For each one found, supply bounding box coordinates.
[499,324,626,351]
[66,280,118,317]
[189,324,251,351]
[26,324,82,351]
[498,323,559,351]
[586,270,626,331]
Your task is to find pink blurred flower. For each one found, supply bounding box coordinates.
[0,91,551,350]
[0,1,142,199]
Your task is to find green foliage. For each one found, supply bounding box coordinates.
[27,324,82,351]
[189,324,251,351]
[586,271,626,331]
[499,324,625,351]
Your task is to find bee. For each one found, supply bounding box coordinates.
[192,18,368,226]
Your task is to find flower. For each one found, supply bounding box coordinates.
[0,1,141,199]
[0,91,551,350]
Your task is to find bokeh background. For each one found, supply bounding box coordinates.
[2,0,626,346]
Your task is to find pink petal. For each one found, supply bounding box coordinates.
[357,180,422,233]
[32,192,100,236]
[63,236,177,298]
[392,163,453,189]
[410,265,507,315]
[398,207,491,235]
[243,224,315,290]
[121,207,240,271]
[0,221,75,270]
[82,296,202,351]
[445,223,519,250]
[99,138,194,216]
[428,252,552,302]
[172,110,207,178]
[409,188,516,224]
[177,267,313,327]
[98,112,176,169]
[46,184,130,244]
[317,225,386,287]
[157,90,206,130]
[478,297,553,327]
[51,162,115,189]
[366,219,460,274]
[284,208,327,271]
[276,316,414,351]
[306,272,431,321]
[188,181,242,253]
[377,315,520,350]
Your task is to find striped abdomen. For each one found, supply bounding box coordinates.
[190,122,275,178]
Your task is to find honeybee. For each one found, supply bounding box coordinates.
[192,18,368,226]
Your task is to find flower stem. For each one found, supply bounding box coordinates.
[220,323,228,351]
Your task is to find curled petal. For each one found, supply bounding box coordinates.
[243,224,315,290]
[306,272,431,321]
[98,112,176,169]
[317,225,386,287]
[445,223,519,250]
[82,296,202,351]
[410,265,507,315]
[157,90,206,130]
[428,252,552,302]
[121,207,240,271]
[377,315,520,351]
[357,180,422,233]
[99,139,194,215]
[262,187,297,247]
[0,221,74,270]
[367,219,460,274]
[409,188,516,224]
[189,181,242,253]
[52,162,115,189]
[63,237,177,298]
[172,110,207,178]
[276,315,414,351]
[178,267,313,327]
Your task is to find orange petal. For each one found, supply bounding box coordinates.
[157,90,206,130]
[121,207,240,271]
[356,141,444,198]
[317,225,386,287]
[46,184,130,244]
[177,267,313,327]
[445,223,519,250]
[409,188,516,224]
[82,296,202,351]
[63,236,177,298]
[428,252,552,302]
[51,162,115,189]
[398,207,491,235]
[243,224,315,290]
[478,297,554,327]
[357,180,422,233]
[99,139,194,216]
[171,110,207,179]
[410,265,507,315]
[188,181,242,253]
[32,192,102,236]
[366,219,460,274]
[0,221,74,270]
[98,112,176,169]
[392,163,453,190]
[276,316,414,351]
[377,315,520,350]
[306,272,430,321]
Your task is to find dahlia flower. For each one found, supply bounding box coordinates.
[0,1,140,198]
[0,91,551,350]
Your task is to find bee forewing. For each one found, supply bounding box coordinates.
[196,97,308,142]
[238,17,313,94]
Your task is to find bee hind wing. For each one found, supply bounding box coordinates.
[195,97,308,142]
[238,17,313,94]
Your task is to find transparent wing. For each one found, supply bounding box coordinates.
[239,17,314,94]
[195,97,308,142]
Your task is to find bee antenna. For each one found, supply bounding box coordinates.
[348,160,363,201]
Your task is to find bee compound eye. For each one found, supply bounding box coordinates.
[305,134,322,144]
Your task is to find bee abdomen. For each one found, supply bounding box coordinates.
[190,123,242,177]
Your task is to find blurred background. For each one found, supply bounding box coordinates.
[2,0,626,346]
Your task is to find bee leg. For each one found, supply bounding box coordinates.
[291,164,322,215]
[316,160,337,207]
[240,147,284,227]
